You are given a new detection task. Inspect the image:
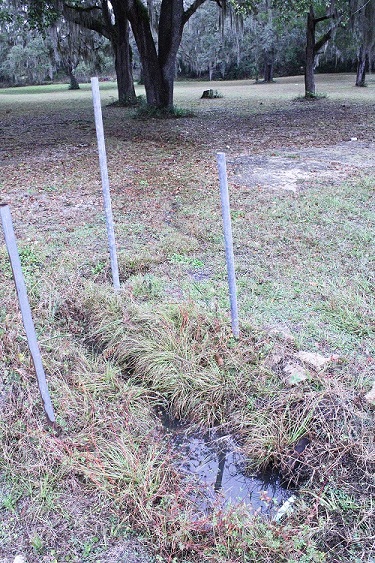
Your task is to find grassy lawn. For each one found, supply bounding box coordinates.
[0,75,374,562]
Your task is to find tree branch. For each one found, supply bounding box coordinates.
[314,28,333,53]
[183,0,208,24]
[314,13,335,24]
[63,3,101,13]
[59,0,109,37]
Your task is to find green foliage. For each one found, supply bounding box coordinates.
[0,0,12,23]
[19,245,41,272]
[178,1,306,80]
[302,91,328,99]
[1,37,50,85]
[171,254,205,268]
[31,534,44,553]
[81,536,99,557]
[27,0,59,31]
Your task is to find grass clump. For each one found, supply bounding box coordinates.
[79,284,246,425]
[133,100,194,119]
[293,91,328,101]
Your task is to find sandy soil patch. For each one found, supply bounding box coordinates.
[231,141,375,192]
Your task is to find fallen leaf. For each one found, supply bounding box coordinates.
[283,362,309,385]
[214,353,224,367]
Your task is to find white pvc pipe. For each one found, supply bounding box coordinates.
[91,77,120,290]
[216,152,240,338]
[0,204,56,423]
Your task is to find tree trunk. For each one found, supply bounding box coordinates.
[120,0,166,107]
[121,0,185,108]
[263,63,273,82]
[158,0,184,108]
[263,58,274,82]
[304,6,335,98]
[305,6,316,96]
[356,46,368,86]
[68,67,80,89]
[112,16,136,104]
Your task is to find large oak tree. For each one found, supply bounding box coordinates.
[52,0,136,104]
[46,0,222,108]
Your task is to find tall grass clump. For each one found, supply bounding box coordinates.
[78,282,255,426]
[1,267,374,561]
[64,280,374,561]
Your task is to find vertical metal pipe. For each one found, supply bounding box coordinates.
[216,152,240,338]
[91,77,120,290]
[0,204,56,423]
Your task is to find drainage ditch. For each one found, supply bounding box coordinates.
[165,422,295,519]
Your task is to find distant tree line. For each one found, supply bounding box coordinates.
[0,0,374,102]
[0,0,114,88]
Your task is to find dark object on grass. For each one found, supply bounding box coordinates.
[201,89,223,99]
[294,437,310,454]
[287,437,310,471]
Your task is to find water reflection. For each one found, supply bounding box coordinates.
[170,430,292,516]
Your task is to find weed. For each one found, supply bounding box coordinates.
[91,260,106,275]
[131,273,165,299]
[171,254,205,268]
[31,534,44,553]
[230,209,246,220]
[18,244,41,272]
[81,536,99,557]
[1,492,20,513]
[41,185,59,192]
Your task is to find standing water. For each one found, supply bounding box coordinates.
[167,425,294,518]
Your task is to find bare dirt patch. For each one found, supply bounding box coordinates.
[230,141,375,192]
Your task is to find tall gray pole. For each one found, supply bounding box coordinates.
[0,204,56,423]
[91,77,120,290]
[216,153,240,338]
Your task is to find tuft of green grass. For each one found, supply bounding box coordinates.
[295,91,328,101]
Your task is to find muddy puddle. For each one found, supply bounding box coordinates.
[166,424,294,518]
